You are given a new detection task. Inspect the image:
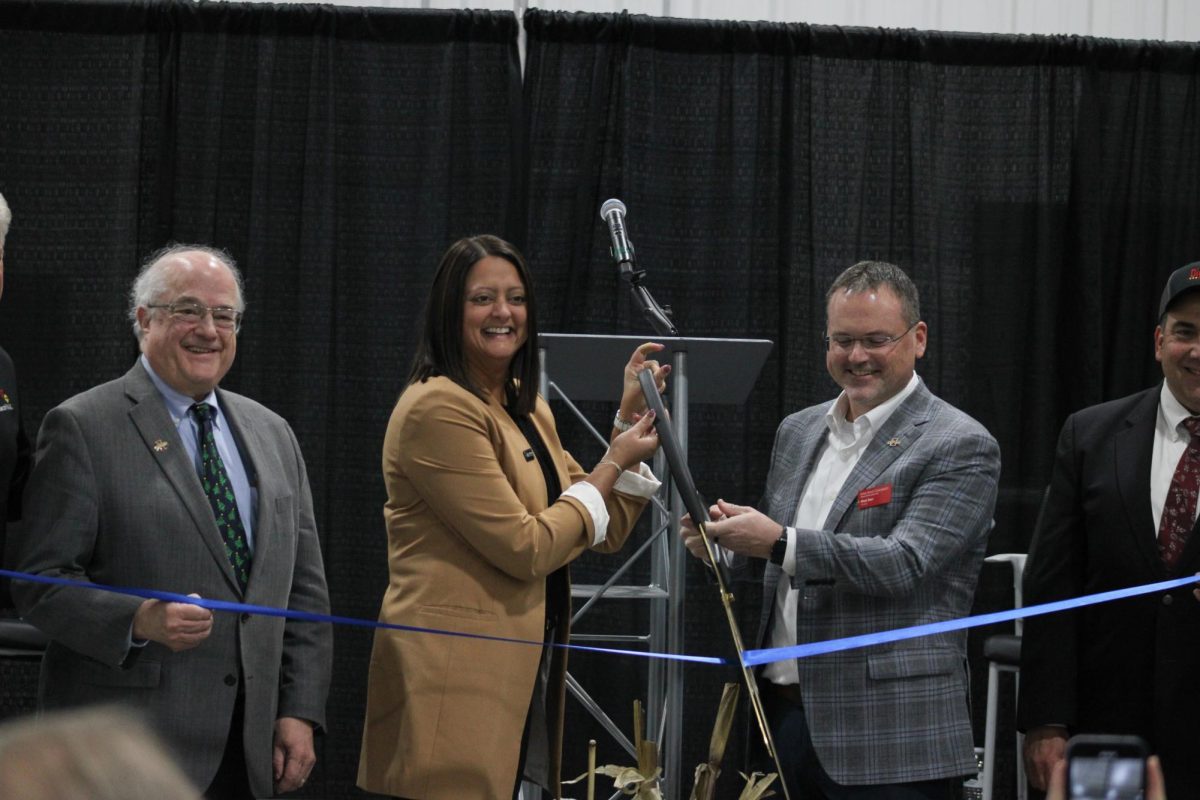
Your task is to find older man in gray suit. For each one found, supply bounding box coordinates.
[10,245,332,799]
[683,261,1000,799]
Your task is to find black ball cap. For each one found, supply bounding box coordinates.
[1159,261,1200,319]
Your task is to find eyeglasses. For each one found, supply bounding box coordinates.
[824,321,917,353]
[147,301,243,333]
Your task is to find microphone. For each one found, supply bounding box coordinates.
[599,197,677,334]
[599,198,635,278]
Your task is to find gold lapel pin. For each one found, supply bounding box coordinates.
[153,439,169,453]
[887,437,902,447]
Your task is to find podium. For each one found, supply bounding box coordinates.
[538,333,772,800]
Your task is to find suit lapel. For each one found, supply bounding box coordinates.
[1114,389,1165,576]
[758,412,830,605]
[823,385,932,531]
[774,410,833,529]
[123,364,242,594]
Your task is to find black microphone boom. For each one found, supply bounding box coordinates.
[598,198,677,335]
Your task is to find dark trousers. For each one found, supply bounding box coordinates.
[762,684,963,800]
[205,693,255,800]
[512,680,547,800]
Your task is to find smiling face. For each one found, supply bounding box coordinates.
[137,251,240,401]
[825,285,927,421]
[1157,291,1200,414]
[461,255,528,396]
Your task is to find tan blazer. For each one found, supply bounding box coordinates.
[357,377,648,800]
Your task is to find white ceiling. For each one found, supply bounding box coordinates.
[227,0,1200,42]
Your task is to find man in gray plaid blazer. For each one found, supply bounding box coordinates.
[683,261,1000,799]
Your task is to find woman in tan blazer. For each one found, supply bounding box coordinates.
[358,235,667,800]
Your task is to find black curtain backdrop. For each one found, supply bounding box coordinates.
[522,11,1200,798]
[1,3,1199,799]
[0,3,520,798]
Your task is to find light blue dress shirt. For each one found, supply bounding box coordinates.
[141,355,257,553]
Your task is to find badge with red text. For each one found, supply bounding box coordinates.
[857,483,893,509]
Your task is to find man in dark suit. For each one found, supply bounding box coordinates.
[10,245,332,799]
[1020,261,1200,798]
[0,191,31,611]
[682,261,1000,799]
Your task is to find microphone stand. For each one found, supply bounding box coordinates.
[599,202,793,798]
[619,262,678,336]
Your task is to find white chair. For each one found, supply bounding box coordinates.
[981,553,1027,800]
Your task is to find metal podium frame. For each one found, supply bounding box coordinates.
[538,333,772,800]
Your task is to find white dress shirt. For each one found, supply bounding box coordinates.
[763,373,921,686]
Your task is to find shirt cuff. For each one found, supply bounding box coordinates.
[563,482,610,546]
[614,462,661,497]
[716,541,735,568]
[124,626,149,663]
[563,464,660,547]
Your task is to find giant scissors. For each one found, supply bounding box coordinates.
[637,369,793,800]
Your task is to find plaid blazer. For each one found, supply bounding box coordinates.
[755,380,1000,785]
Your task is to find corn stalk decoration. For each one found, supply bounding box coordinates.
[565,688,778,800]
[690,682,778,800]
[564,701,662,799]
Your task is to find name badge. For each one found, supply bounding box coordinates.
[857,484,892,509]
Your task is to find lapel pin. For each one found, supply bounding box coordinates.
[887,437,902,447]
[153,439,169,453]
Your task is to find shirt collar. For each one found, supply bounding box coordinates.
[140,354,220,424]
[1159,382,1197,440]
[825,372,921,447]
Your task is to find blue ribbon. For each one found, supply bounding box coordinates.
[0,568,727,666]
[743,574,1200,666]
[5,568,1195,669]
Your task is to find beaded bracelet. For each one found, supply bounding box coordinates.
[596,458,624,476]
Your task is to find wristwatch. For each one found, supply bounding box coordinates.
[769,526,788,565]
[612,411,634,432]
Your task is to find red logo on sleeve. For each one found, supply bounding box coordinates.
[857,484,893,509]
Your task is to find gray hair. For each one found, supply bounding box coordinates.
[826,260,921,326]
[0,706,202,800]
[128,244,245,340]
[0,192,10,254]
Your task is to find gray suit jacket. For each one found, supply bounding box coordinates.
[755,381,999,784]
[11,362,332,797]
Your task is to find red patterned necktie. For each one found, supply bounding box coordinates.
[1158,416,1200,570]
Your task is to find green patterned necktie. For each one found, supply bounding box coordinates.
[190,403,251,590]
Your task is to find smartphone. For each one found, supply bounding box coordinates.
[1065,734,1148,800]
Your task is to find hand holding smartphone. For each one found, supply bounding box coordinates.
[1065,735,1148,800]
